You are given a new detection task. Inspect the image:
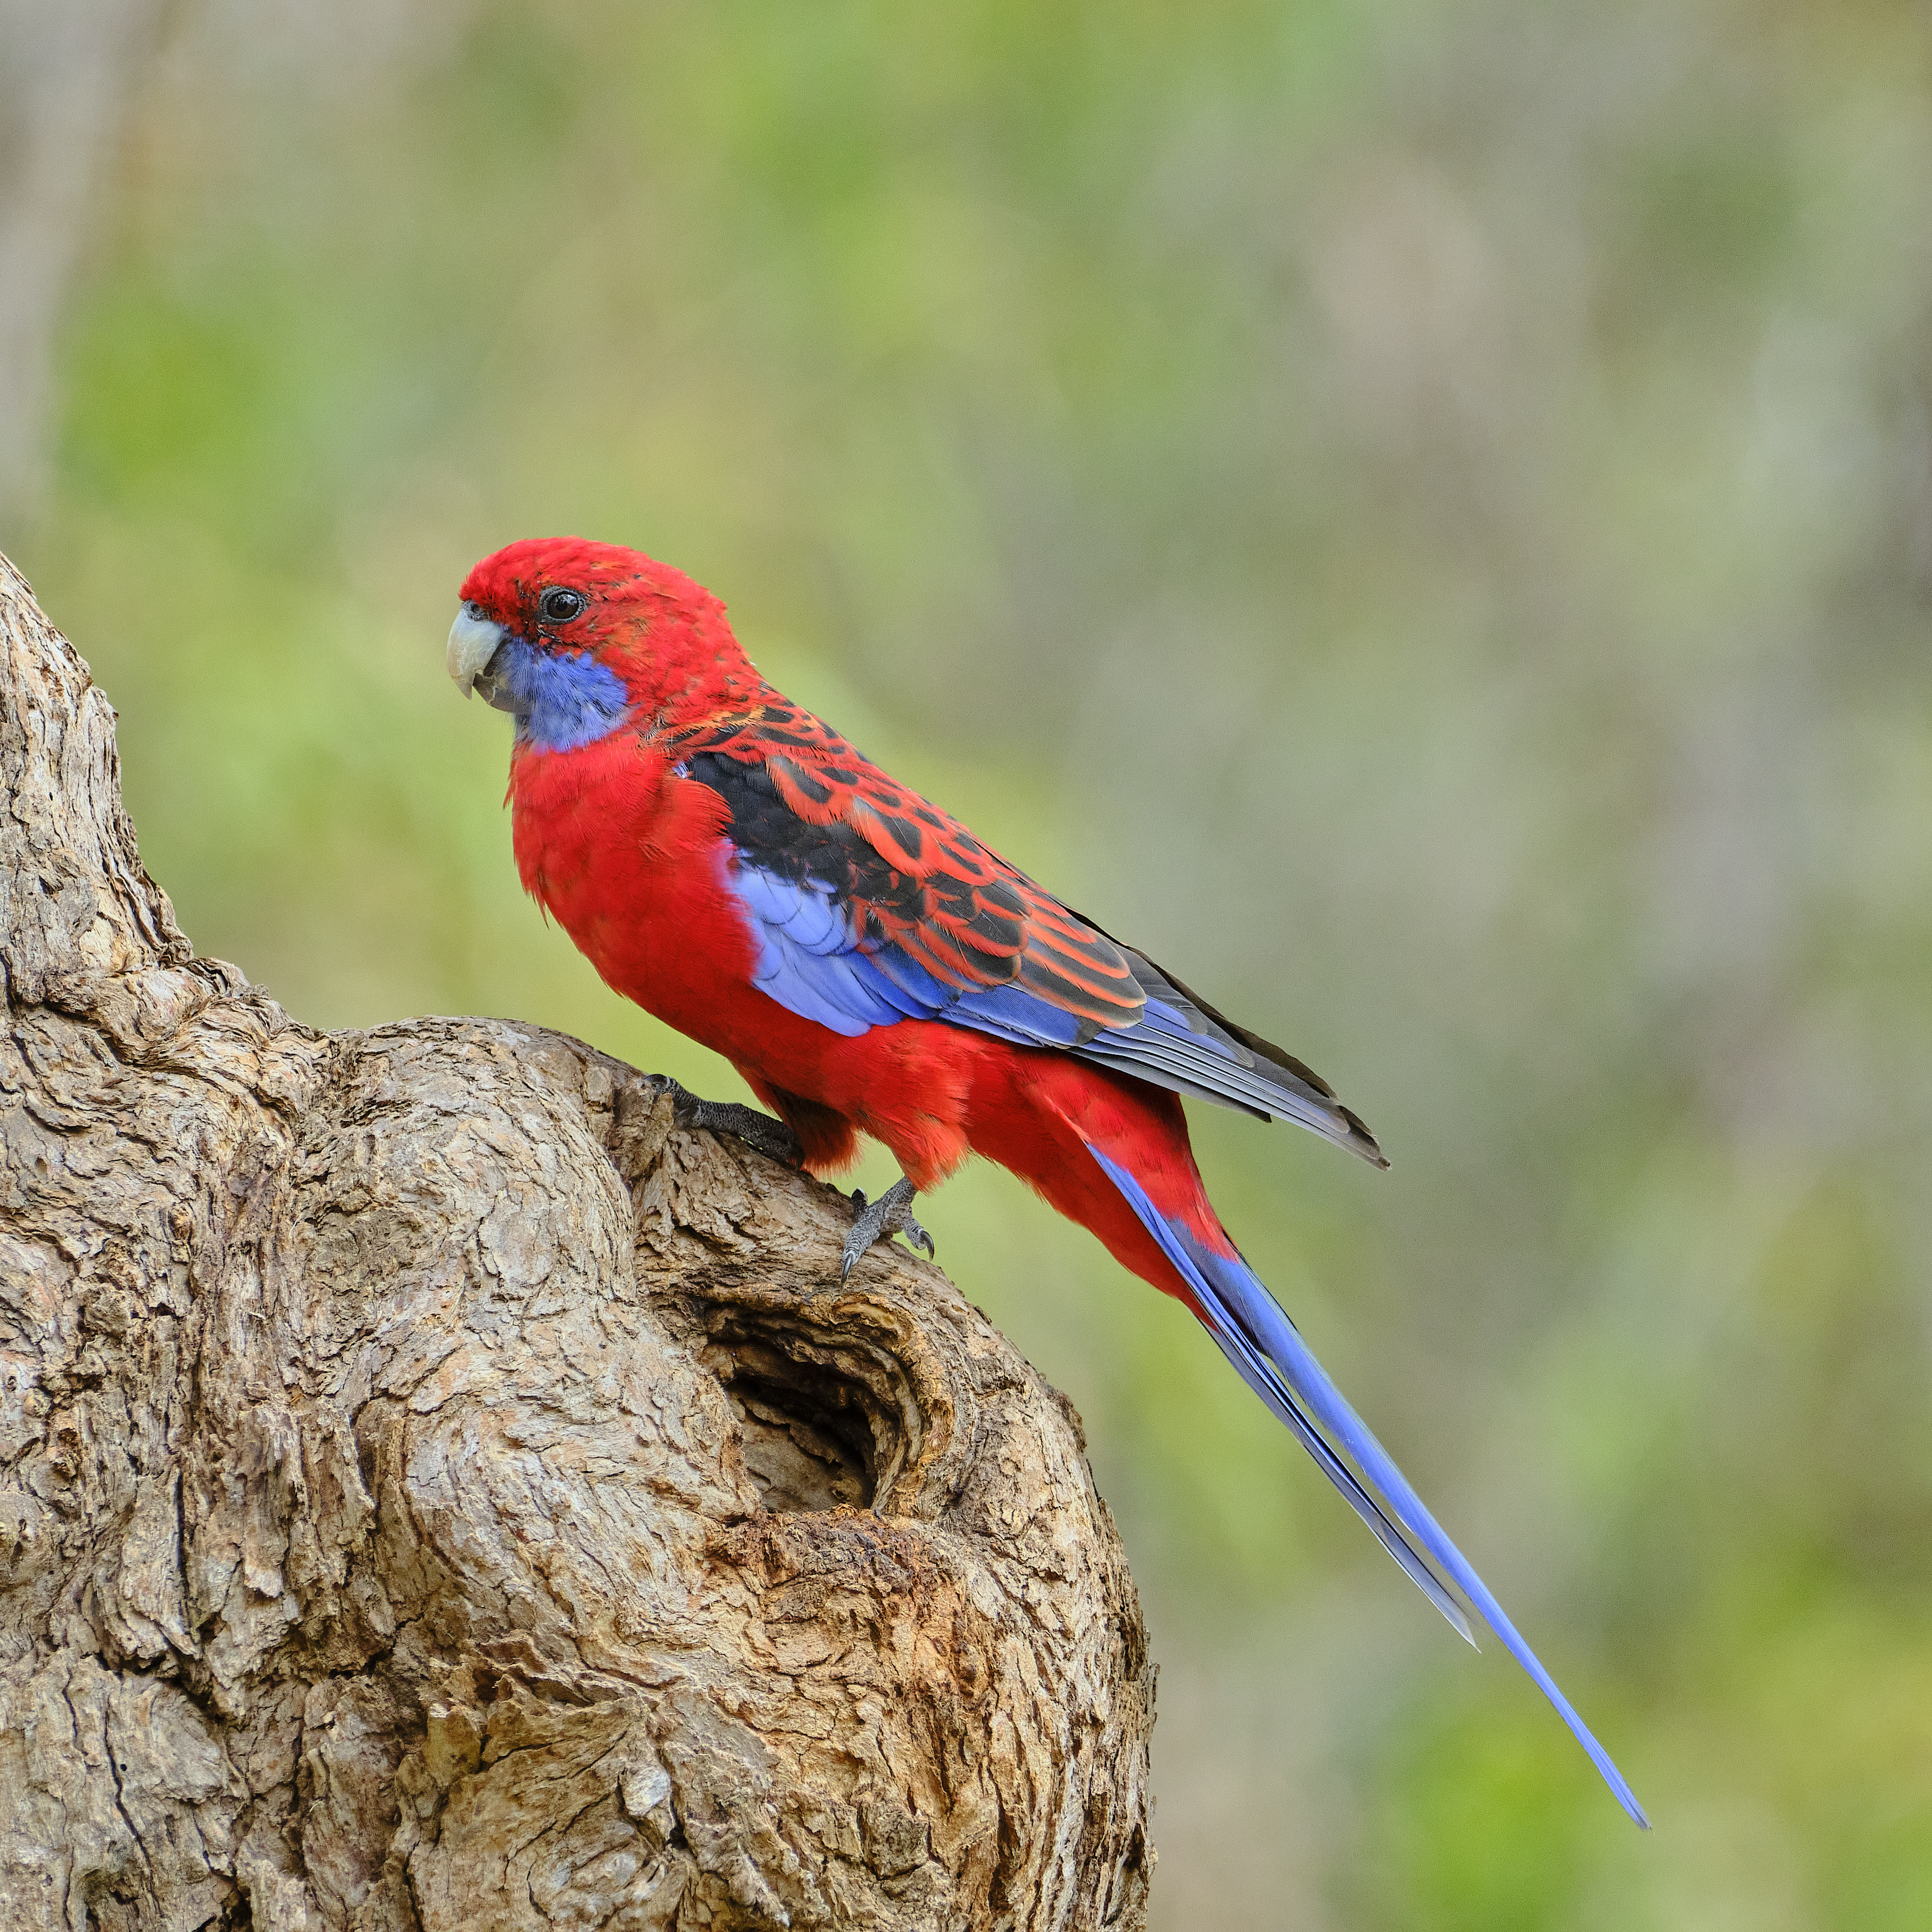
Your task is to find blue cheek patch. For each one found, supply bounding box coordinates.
[494,638,632,752]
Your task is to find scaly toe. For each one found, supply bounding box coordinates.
[665,1080,804,1168]
[839,1178,934,1279]
[839,1191,874,1280]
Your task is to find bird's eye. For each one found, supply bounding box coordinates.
[539,587,587,625]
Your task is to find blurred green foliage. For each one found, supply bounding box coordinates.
[13,0,1932,1922]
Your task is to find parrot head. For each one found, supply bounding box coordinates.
[449,537,755,752]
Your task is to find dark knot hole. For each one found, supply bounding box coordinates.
[698,1313,919,1515]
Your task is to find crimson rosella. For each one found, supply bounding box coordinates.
[447,535,1647,1827]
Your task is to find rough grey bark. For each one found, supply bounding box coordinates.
[0,552,1154,1932]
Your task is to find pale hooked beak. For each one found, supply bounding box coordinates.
[447,602,517,712]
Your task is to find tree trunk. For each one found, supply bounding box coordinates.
[0,553,1154,1932]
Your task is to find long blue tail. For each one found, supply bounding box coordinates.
[1090,1148,1649,1829]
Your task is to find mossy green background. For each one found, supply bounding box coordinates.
[14,2,1932,1923]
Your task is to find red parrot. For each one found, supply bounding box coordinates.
[448,535,1647,1827]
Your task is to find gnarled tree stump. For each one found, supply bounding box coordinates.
[0,554,1154,1932]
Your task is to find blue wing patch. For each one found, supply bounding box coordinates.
[722,852,1376,1158]
[725,854,1088,1047]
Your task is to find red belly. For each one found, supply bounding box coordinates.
[507,733,1208,1300]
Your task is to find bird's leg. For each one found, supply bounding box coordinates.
[664,1079,804,1168]
[840,1176,935,1279]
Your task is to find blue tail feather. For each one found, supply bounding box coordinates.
[1088,1147,1649,1830]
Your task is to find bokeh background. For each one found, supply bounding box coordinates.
[7,1,1932,1923]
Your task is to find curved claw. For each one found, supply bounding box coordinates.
[840,1177,935,1279]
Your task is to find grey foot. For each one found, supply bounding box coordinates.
[665,1080,803,1168]
[840,1176,935,1279]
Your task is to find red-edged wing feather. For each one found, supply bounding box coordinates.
[662,695,1145,1034]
